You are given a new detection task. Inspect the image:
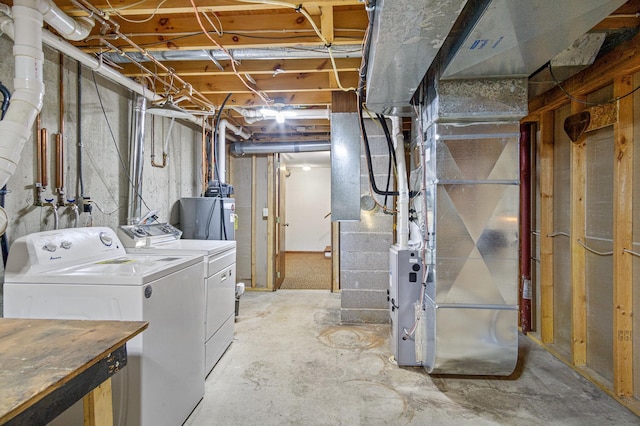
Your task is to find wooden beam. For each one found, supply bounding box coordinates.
[529,31,640,114]
[612,75,634,397]
[58,0,364,16]
[570,98,587,367]
[204,91,332,107]
[321,6,335,43]
[118,58,361,77]
[539,110,555,344]
[190,72,358,93]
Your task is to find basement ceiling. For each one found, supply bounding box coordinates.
[17,0,640,143]
[51,0,368,144]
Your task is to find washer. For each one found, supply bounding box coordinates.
[3,227,204,426]
[118,223,236,376]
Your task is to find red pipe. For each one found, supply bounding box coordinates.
[519,123,532,333]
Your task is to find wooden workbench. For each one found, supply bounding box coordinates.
[0,318,148,426]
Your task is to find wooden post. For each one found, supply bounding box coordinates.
[570,99,587,366]
[539,111,555,343]
[82,378,113,426]
[266,154,275,290]
[331,221,340,292]
[612,75,634,396]
[251,155,257,288]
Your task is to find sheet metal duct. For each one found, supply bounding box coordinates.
[229,141,330,156]
[442,0,627,78]
[102,45,362,64]
[364,0,469,115]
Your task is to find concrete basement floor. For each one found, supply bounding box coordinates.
[185,290,639,426]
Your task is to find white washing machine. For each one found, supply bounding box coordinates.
[118,223,236,376]
[3,227,205,426]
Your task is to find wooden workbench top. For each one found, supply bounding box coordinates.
[0,318,148,424]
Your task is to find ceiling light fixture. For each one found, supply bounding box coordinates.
[147,95,191,119]
[302,165,311,171]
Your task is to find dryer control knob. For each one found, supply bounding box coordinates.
[60,240,72,250]
[43,242,57,252]
[99,232,113,247]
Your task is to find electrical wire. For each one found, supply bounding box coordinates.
[548,61,640,105]
[201,9,223,37]
[189,0,271,105]
[104,0,169,23]
[236,0,356,92]
[91,71,152,213]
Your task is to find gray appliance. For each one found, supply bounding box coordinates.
[180,197,235,241]
[389,245,424,366]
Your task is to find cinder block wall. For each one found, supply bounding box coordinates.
[340,119,394,324]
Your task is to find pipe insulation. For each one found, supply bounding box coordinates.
[230,141,330,156]
[391,116,409,249]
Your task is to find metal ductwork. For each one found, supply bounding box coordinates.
[442,0,628,79]
[365,0,626,115]
[230,141,330,156]
[365,0,469,115]
[102,45,363,64]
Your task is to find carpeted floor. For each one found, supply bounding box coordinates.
[280,252,331,290]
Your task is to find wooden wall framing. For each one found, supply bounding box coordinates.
[525,31,640,415]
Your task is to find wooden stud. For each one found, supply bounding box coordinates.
[612,75,634,397]
[331,222,340,292]
[266,155,275,291]
[570,98,587,367]
[251,155,257,288]
[539,111,555,343]
[82,378,113,426]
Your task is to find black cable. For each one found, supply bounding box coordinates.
[548,61,640,106]
[358,99,399,197]
[204,198,216,239]
[211,93,233,196]
[376,113,398,208]
[0,81,10,267]
[219,198,228,240]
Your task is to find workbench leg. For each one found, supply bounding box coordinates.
[83,378,114,426]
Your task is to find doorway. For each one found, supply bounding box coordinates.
[279,152,333,290]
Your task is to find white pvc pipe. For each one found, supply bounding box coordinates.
[217,119,250,184]
[391,116,409,249]
[38,0,94,41]
[0,1,45,190]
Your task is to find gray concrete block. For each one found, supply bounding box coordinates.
[340,270,389,291]
[340,251,389,271]
[340,308,390,324]
[339,214,394,233]
[340,233,393,252]
[341,289,388,309]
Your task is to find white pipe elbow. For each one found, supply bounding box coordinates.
[38,0,94,41]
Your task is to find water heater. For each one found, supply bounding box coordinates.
[180,197,235,241]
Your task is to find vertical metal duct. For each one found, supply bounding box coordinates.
[128,94,146,223]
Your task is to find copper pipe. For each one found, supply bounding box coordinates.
[40,128,48,188]
[59,53,64,144]
[36,117,42,186]
[55,133,64,192]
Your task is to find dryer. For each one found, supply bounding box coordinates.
[3,227,204,426]
[118,223,237,376]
